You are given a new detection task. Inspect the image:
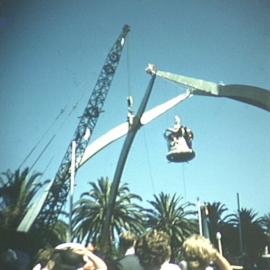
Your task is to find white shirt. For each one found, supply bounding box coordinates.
[125,247,135,256]
[161,261,181,270]
[179,260,214,270]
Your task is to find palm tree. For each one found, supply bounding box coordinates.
[144,192,197,261]
[72,177,144,247]
[0,167,54,257]
[0,167,49,229]
[46,218,70,245]
[205,202,232,247]
[261,213,270,252]
[202,202,239,263]
[262,213,270,237]
[228,208,267,265]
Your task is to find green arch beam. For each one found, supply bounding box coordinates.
[153,67,270,112]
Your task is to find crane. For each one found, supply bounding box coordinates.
[18,24,130,233]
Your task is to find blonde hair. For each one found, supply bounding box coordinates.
[119,231,136,250]
[182,235,216,270]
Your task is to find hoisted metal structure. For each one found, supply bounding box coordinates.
[18,25,130,233]
[147,64,270,112]
[146,63,270,162]
[164,115,195,162]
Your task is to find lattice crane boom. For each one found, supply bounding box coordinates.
[18,25,130,232]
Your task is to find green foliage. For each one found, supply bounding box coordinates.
[1,167,268,268]
[72,177,145,246]
[227,208,268,264]
[205,202,232,248]
[144,192,197,261]
[0,167,49,229]
[262,213,270,238]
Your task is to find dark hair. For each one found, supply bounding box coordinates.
[33,247,54,267]
[50,248,85,270]
[0,249,19,270]
[135,230,171,270]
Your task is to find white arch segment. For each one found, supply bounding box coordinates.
[79,91,191,167]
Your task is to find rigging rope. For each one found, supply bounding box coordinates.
[20,74,93,173]
[29,134,56,172]
[41,155,55,176]
[18,108,66,169]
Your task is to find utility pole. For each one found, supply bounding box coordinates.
[237,193,244,256]
[68,141,76,242]
[216,232,223,256]
[197,198,203,236]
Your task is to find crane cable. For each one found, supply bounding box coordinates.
[180,163,187,200]
[125,34,132,97]
[142,129,156,195]
[160,82,189,199]
[125,34,157,194]
[124,34,157,194]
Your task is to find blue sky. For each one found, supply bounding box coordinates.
[0,0,269,218]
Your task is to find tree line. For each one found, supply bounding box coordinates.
[0,167,269,269]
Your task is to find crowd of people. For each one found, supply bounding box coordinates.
[119,231,232,270]
[2,231,232,270]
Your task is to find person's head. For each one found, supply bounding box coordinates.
[119,231,136,253]
[135,230,171,270]
[41,244,103,270]
[182,235,216,270]
[0,249,19,270]
[46,248,85,270]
